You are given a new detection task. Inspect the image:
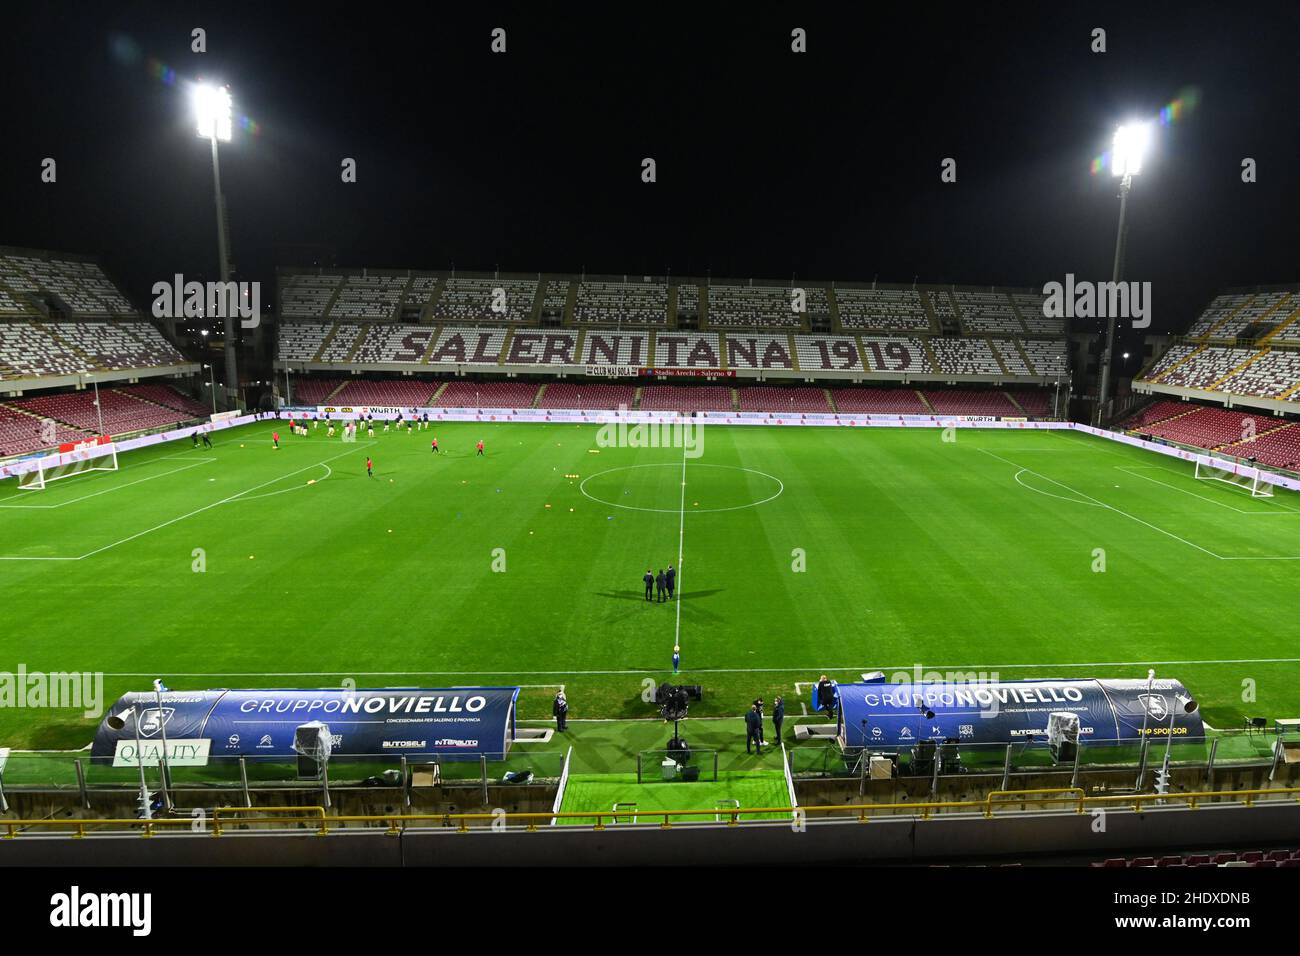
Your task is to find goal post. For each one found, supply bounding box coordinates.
[16,441,119,491]
[1194,459,1274,498]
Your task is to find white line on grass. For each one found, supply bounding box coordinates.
[95,656,1300,678]
[1115,465,1300,515]
[674,444,686,656]
[981,448,1225,559]
[0,459,215,510]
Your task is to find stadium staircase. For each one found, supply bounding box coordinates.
[1134,405,1200,431]
[1201,294,1256,340]
[563,282,578,325]
[1005,291,1030,333]
[826,288,842,332]
[497,328,515,365]
[1004,392,1027,415]
[917,390,935,413]
[420,327,443,364]
[1210,348,1270,390]
[343,325,369,361]
[698,287,710,330]
[322,281,345,319]
[824,388,837,412]
[1261,306,1300,344]
[666,285,678,328]
[322,381,348,402]
[421,278,446,324]
[730,388,739,411]
[528,282,547,325]
[1151,344,1206,383]
[632,386,643,409]
[1216,420,1296,453]
[1281,378,1300,401]
[312,323,341,363]
[533,383,546,408]
[1012,339,1035,375]
[429,381,450,404]
[989,338,1010,375]
[920,337,941,370]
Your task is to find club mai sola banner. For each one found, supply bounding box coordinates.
[834,677,1203,749]
[92,688,521,763]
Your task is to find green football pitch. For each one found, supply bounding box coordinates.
[1,419,1299,752]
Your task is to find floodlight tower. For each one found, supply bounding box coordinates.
[1096,122,1150,427]
[194,83,238,407]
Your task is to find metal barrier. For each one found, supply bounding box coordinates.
[3,786,1299,838]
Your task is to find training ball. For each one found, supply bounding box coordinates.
[307,479,315,485]
[248,555,254,560]
[240,443,244,448]
[388,529,393,533]
[569,508,574,512]
[545,504,551,509]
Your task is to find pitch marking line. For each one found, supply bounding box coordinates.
[1115,465,1300,515]
[982,448,1224,559]
[674,445,686,657]
[93,656,1300,678]
[0,459,215,510]
[0,442,376,562]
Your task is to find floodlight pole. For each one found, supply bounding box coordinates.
[153,681,174,812]
[1096,171,1133,427]
[208,135,239,409]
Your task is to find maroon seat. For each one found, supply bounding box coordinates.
[1131,856,1155,867]
[1157,856,1183,867]
[1240,851,1264,864]
[1212,852,1238,865]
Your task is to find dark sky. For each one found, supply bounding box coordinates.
[3,1,1299,339]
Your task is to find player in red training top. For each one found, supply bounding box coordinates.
[476,439,484,457]
[431,437,439,454]
[366,456,374,478]
[272,431,280,449]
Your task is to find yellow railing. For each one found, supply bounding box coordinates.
[3,787,1298,839]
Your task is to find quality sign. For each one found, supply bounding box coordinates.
[112,738,211,768]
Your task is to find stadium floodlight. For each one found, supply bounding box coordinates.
[1111,122,1151,179]
[191,82,238,408]
[193,83,233,142]
[1096,120,1153,428]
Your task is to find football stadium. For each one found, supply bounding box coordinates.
[2,3,1299,916]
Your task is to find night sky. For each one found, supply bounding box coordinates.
[3,1,1299,342]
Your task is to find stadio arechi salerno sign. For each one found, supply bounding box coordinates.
[92,688,521,764]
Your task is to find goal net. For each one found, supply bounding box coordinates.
[17,441,119,491]
[1194,460,1274,498]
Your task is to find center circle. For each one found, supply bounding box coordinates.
[579,463,784,514]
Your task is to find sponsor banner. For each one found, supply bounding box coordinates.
[92,688,520,761]
[837,678,1203,749]
[1077,424,1300,493]
[58,436,112,453]
[210,410,241,423]
[113,738,212,768]
[586,365,638,378]
[640,367,737,378]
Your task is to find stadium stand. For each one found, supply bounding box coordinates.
[434,380,540,408]
[1157,346,1256,389]
[923,389,1021,416]
[48,321,184,370]
[1141,404,1283,450]
[831,387,930,414]
[539,383,636,409]
[118,383,210,418]
[1093,848,1300,868]
[331,275,405,320]
[1020,339,1068,376]
[736,386,831,412]
[277,322,333,362]
[992,339,1031,374]
[1007,390,1053,416]
[1219,423,1300,470]
[0,252,136,317]
[705,284,812,329]
[1122,399,1188,430]
[287,377,345,405]
[835,288,930,332]
[1011,292,1064,334]
[928,337,1003,375]
[0,403,88,456]
[0,322,91,377]
[639,385,733,412]
[580,330,651,366]
[13,389,197,435]
[280,274,344,318]
[652,332,722,368]
[427,326,509,365]
[859,335,933,373]
[432,278,537,324]
[502,330,581,365]
[1214,349,1300,399]
[352,324,438,364]
[330,379,441,406]
[574,280,667,325]
[793,333,862,370]
[953,291,1024,335]
[723,332,795,370]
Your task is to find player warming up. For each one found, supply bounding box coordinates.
[476,439,485,457]
[431,437,439,454]
[366,456,374,478]
[272,431,280,449]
